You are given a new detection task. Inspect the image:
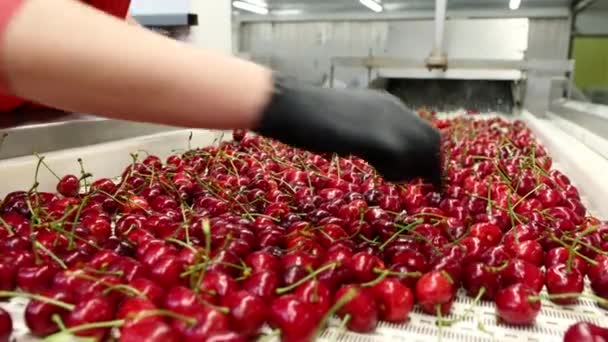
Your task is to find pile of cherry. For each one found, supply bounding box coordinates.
[0,115,608,342]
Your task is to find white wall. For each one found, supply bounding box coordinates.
[384,19,529,60]
[188,0,233,53]
[129,0,190,15]
[130,0,233,54]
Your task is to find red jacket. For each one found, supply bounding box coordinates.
[0,0,132,112]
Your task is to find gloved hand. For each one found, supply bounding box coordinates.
[255,75,443,186]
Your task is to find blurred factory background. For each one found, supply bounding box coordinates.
[1,0,607,160]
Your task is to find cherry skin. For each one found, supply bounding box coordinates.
[294,280,331,321]
[469,222,502,246]
[205,332,248,342]
[545,264,584,305]
[371,277,414,323]
[242,271,280,302]
[462,262,500,300]
[415,271,455,315]
[268,295,319,342]
[57,175,80,198]
[174,308,230,342]
[347,252,385,283]
[221,290,267,337]
[17,264,58,294]
[0,308,12,342]
[119,320,180,342]
[509,240,544,267]
[495,284,541,326]
[545,247,588,276]
[25,289,73,337]
[129,278,166,307]
[500,259,544,293]
[65,296,115,340]
[335,285,378,333]
[563,322,608,342]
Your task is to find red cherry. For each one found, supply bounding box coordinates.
[269,295,318,342]
[57,175,80,197]
[0,308,12,342]
[463,262,500,300]
[563,322,608,342]
[117,297,158,324]
[0,262,17,291]
[545,247,588,276]
[242,271,280,302]
[17,264,57,294]
[129,278,166,307]
[174,308,230,342]
[500,259,544,293]
[415,271,455,315]
[469,222,502,246]
[164,286,206,316]
[222,290,267,337]
[347,252,385,283]
[335,285,378,333]
[119,320,179,342]
[588,255,608,301]
[245,251,281,274]
[65,296,114,340]
[205,332,247,342]
[495,284,540,325]
[25,289,73,337]
[371,277,414,323]
[294,280,331,320]
[509,240,544,267]
[199,271,239,303]
[545,264,584,305]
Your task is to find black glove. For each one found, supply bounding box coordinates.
[255,75,442,186]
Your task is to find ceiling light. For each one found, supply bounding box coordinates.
[242,0,268,8]
[509,0,521,10]
[233,1,269,14]
[359,0,383,12]
[272,9,303,15]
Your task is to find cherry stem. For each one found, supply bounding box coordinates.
[166,237,197,253]
[34,153,61,180]
[0,216,14,236]
[549,234,598,266]
[379,219,424,250]
[488,261,510,273]
[133,309,197,326]
[45,319,125,339]
[276,262,338,295]
[0,291,74,311]
[193,219,211,295]
[528,292,600,305]
[439,287,486,327]
[564,236,608,256]
[313,287,358,341]
[34,241,67,269]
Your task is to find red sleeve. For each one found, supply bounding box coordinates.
[0,0,25,95]
[86,0,132,19]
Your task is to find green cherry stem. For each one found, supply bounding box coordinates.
[276,262,338,295]
[0,291,74,311]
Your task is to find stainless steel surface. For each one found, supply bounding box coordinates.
[550,99,608,143]
[0,114,179,160]
[331,57,574,72]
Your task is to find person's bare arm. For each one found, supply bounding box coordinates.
[0,0,272,129]
[125,14,139,26]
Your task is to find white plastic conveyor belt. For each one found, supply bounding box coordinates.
[0,113,607,342]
